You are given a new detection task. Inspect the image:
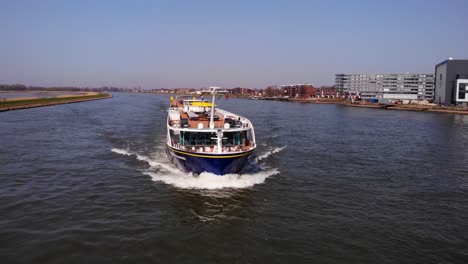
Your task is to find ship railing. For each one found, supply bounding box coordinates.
[173,143,254,153]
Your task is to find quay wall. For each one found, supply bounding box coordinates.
[257,97,468,115]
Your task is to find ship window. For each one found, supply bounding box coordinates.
[170,130,178,144]
[179,131,216,146]
[223,131,249,146]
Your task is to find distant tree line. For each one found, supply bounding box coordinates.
[264,85,282,97]
[0,84,129,92]
[0,84,335,97]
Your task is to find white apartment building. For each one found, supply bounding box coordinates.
[335,73,435,101]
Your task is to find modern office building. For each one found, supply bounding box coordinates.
[335,73,435,101]
[434,59,468,105]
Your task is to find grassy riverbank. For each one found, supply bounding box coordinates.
[0,93,111,112]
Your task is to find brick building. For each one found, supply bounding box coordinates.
[281,84,314,98]
[316,86,338,98]
[282,84,338,98]
[230,87,255,95]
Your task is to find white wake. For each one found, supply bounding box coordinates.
[142,169,279,190]
[256,146,286,162]
[111,147,282,190]
[111,148,180,173]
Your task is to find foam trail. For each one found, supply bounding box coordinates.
[135,153,183,174]
[256,146,286,162]
[111,148,132,156]
[112,148,184,173]
[142,169,279,190]
[112,147,280,190]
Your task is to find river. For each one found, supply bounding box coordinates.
[1,93,467,263]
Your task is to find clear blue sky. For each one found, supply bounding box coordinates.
[2,0,467,88]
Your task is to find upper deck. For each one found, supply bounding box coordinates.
[168,97,250,131]
[166,96,256,154]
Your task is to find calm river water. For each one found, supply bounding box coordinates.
[1,93,467,263]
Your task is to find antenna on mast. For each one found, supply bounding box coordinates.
[209,86,220,129]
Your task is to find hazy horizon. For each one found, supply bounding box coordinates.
[2,0,468,89]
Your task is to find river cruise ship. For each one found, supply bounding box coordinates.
[166,87,256,175]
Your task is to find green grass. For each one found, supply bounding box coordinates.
[0,93,110,108]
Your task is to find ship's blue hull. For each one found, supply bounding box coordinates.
[166,145,254,175]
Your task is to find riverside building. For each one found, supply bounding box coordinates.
[281,84,314,98]
[434,59,468,106]
[281,84,338,98]
[335,73,435,101]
